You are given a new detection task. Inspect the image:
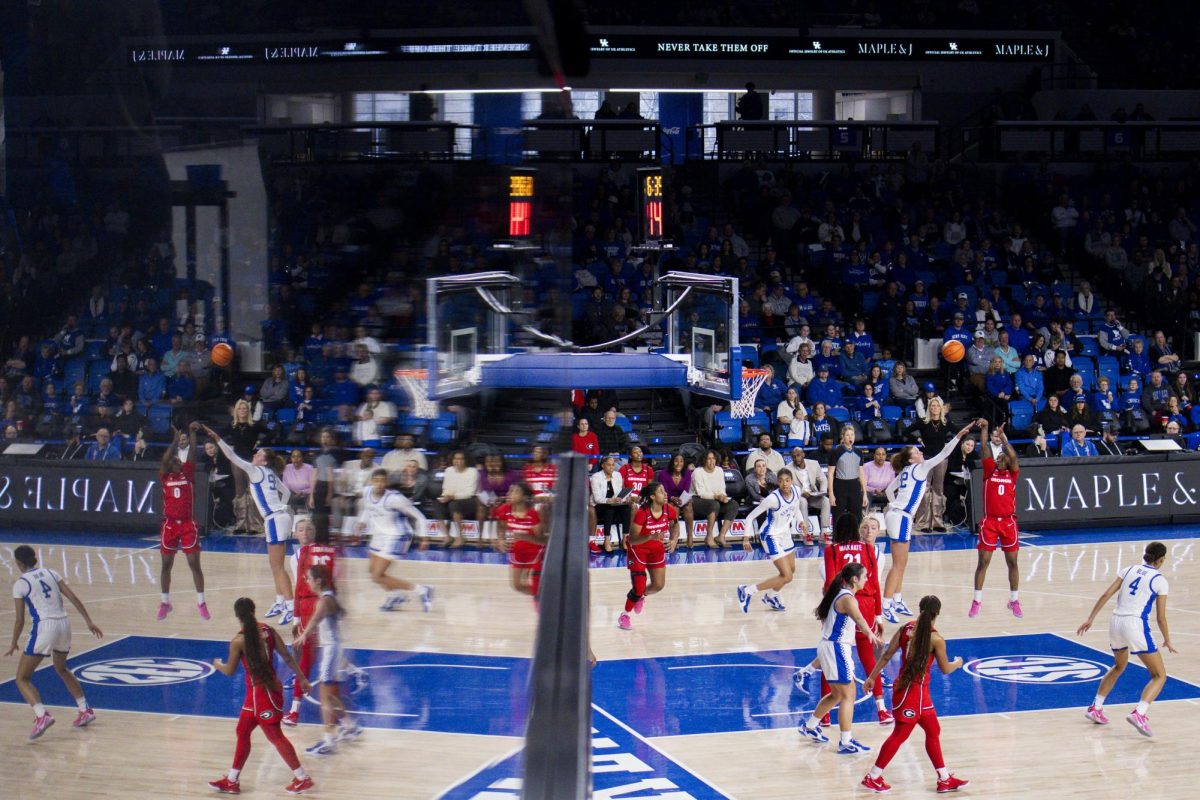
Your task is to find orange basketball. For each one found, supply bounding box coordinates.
[941,340,965,363]
[211,342,234,367]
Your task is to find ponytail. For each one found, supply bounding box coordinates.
[831,513,860,545]
[814,562,865,620]
[897,595,941,691]
[234,597,276,689]
[640,481,663,508]
[890,445,914,473]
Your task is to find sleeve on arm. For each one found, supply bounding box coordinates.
[217,439,254,473]
[1152,574,1168,596]
[743,493,779,525]
[917,436,962,477]
[12,577,29,600]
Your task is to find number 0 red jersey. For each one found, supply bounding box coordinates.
[982,457,1018,517]
[294,543,338,604]
[161,461,195,521]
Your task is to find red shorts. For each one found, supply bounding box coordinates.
[854,595,877,639]
[891,680,934,724]
[627,539,666,571]
[161,518,200,554]
[509,540,544,569]
[293,598,317,626]
[242,685,284,725]
[978,516,1019,553]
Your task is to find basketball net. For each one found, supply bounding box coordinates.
[393,369,440,419]
[730,368,771,419]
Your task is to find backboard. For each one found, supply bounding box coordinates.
[660,271,741,399]
[426,271,520,399]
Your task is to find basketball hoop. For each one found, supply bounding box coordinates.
[393,369,440,419]
[730,368,771,419]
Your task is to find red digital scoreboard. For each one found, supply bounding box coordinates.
[508,171,535,238]
[638,167,664,244]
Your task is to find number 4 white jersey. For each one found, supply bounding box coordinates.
[1114,563,1168,618]
[13,568,69,621]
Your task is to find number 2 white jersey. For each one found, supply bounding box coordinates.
[12,568,68,621]
[1114,563,1168,618]
[887,437,959,516]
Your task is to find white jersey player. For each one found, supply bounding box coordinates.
[295,568,361,755]
[736,470,806,613]
[359,468,433,612]
[7,545,103,740]
[799,562,881,753]
[1078,541,1177,737]
[881,421,977,623]
[204,425,296,624]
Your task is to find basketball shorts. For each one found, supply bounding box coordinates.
[316,642,347,684]
[24,617,71,657]
[884,510,912,543]
[627,539,666,570]
[891,681,934,724]
[978,516,1019,552]
[243,685,284,725]
[817,639,856,684]
[161,517,200,554]
[264,512,293,546]
[1109,614,1158,655]
[760,527,796,562]
[369,527,413,561]
[509,540,544,570]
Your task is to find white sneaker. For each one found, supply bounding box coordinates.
[265,601,286,618]
[736,585,752,613]
[418,585,434,612]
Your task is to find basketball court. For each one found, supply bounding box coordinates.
[1,270,1197,799]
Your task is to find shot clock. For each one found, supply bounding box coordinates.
[638,167,664,244]
[508,169,535,238]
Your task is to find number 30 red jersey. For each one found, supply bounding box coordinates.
[982,457,1018,517]
[161,462,195,520]
[294,543,338,606]
[522,463,557,495]
[620,463,655,497]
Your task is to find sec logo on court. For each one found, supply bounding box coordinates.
[73,657,215,686]
[963,654,1106,684]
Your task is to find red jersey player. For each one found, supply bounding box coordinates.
[492,483,545,598]
[521,445,557,503]
[861,595,969,794]
[209,597,313,795]
[158,423,207,621]
[619,446,655,501]
[970,420,1022,619]
[817,514,892,724]
[284,517,338,726]
[617,481,678,631]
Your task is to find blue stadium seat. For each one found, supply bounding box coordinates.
[714,411,742,445]
[1097,356,1120,389]
[1078,337,1099,357]
[148,404,173,435]
[1008,400,1034,431]
[1075,363,1096,391]
[64,357,86,387]
[613,416,633,433]
[826,406,850,424]
[1191,407,1200,429]
[881,405,903,424]
[274,408,297,427]
[744,411,771,440]
[1187,432,1200,451]
[87,367,106,395]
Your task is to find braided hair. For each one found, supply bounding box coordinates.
[896,595,942,692]
[233,597,277,690]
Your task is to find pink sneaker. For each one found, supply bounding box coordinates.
[29,713,55,740]
[617,613,632,630]
[968,600,982,618]
[633,598,645,615]
[156,602,172,621]
[73,707,96,728]
[197,602,211,620]
[1084,705,1109,725]
[1126,710,1153,737]
[1007,599,1024,618]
